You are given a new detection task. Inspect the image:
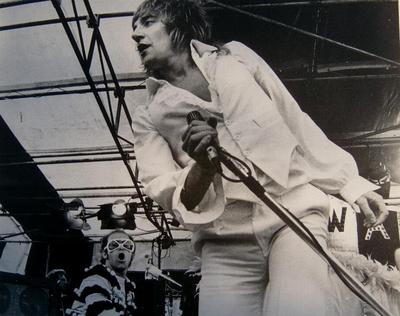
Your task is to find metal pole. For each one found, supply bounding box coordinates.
[0,84,145,100]
[0,156,135,167]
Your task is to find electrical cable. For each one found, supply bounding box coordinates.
[215,147,251,182]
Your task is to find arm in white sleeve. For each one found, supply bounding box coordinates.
[132,106,225,227]
[225,41,378,203]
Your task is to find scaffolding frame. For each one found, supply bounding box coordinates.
[45,0,177,239]
[0,0,399,237]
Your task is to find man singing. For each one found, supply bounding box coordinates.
[131,1,388,315]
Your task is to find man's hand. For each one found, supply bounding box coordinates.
[180,117,219,210]
[181,117,218,171]
[353,191,388,228]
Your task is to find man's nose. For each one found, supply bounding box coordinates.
[132,26,144,43]
[131,33,143,43]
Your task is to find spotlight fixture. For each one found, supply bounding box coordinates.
[97,199,137,230]
[63,198,91,231]
[112,201,127,216]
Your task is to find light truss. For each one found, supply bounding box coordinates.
[50,0,172,238]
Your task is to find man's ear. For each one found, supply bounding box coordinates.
[129,253,135,265]
[102,251,108,260]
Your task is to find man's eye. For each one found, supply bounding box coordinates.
[143,19,154,26]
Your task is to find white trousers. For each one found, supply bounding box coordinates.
[198,212,349,316]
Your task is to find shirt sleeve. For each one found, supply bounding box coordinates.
[132,105,225,228]
[68,275,116,316]
[225,41,378,203]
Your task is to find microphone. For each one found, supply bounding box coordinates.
[186,111,221,172]
[146,263,182,287]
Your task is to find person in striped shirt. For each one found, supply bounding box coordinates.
[67,230,137,316]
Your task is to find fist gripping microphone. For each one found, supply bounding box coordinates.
[186,111,221,173]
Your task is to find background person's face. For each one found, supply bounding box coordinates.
[132,15,176,70]
[104,232,134,276]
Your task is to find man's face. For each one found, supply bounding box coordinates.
[132,14,176,70]
[104,232,135,276]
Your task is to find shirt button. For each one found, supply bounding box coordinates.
[225,120,231,126]
[234,135,241,141]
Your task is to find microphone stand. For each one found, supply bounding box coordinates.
[215,148,392,316]
[146,264,182,288]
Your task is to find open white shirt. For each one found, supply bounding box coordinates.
[132,40,377,235]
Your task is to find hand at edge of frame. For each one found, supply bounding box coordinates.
[353,191,388,228]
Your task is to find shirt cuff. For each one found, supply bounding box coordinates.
[339,176,380,204]
[172,173,225,227]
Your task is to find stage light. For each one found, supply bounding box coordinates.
[111,200,127,216]
[97,199,137,230]
[63,198,91,231]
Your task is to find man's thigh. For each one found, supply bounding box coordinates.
[199,240,268,316]
[264,213,334,316]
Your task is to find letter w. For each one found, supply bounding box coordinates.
[328,207,347,232]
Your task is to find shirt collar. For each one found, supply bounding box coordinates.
[190,39,218,57]
[145,40,218,99]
